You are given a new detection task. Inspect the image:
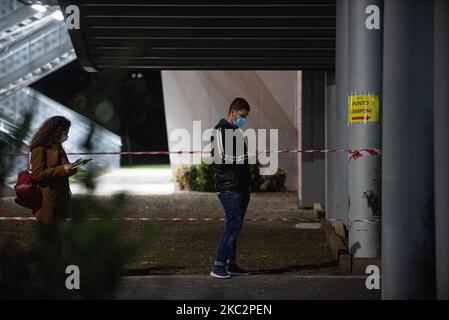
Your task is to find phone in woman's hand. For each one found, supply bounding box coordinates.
[71,158,93,169]
[82,159,93,165]
[71,158,83,165]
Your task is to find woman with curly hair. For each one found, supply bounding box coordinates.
[30,116,78,226]
[30,116,79,265]
[29,116,80,288]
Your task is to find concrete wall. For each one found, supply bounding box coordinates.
[161,70,299,191]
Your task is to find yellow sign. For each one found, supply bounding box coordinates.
[348,94,380,124]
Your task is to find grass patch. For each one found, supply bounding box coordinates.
[69,168,107,183]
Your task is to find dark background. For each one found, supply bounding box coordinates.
[31,61,169,165]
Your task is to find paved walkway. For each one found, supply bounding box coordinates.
[115,274,380,300]
[70,168,175,195]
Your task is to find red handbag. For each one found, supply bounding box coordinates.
[14,161,42,213]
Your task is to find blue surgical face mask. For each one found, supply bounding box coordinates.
[233,116,246,128]
[61,133,68,143]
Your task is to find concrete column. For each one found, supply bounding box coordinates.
[382,0,435,299]
[434,0,449,300]
[301,71,325,208]
[325,72,336,219]
[347,0,383,258]
[335,0,349,225]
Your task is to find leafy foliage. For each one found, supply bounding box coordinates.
[363,169,382,217]
[174,161,287,192]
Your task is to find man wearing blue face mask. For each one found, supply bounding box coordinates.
[210,97,252,279]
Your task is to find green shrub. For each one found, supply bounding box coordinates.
[249,161,262,192]
[174,165,199,191]
[196,161,215,192]
[363,169,381,217]
[262,168,287,192]
[175,161,287,192]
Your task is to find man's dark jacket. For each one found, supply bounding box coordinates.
[211,118,251,192]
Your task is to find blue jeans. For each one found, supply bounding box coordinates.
[214,188,250,266]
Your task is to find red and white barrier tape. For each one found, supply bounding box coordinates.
[0,216,380,225]
[2,148,381,160]
[0,216,310,222]
[327,218,381,223]
[328,217,381,232]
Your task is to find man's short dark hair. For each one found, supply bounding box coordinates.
[229,97,251,114]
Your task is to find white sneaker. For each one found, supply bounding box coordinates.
[209,271,231,279]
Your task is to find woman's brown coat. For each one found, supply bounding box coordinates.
[30,143,77,225]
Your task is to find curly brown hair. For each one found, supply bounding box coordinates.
[30,116,71,151]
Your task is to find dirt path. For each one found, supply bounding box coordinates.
[0,192,335,275]
[0,192,314,219]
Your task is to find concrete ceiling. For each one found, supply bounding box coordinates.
[58,0,336,71]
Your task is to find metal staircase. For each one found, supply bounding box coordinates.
[0,0,76,99]
[0,0,122,184]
